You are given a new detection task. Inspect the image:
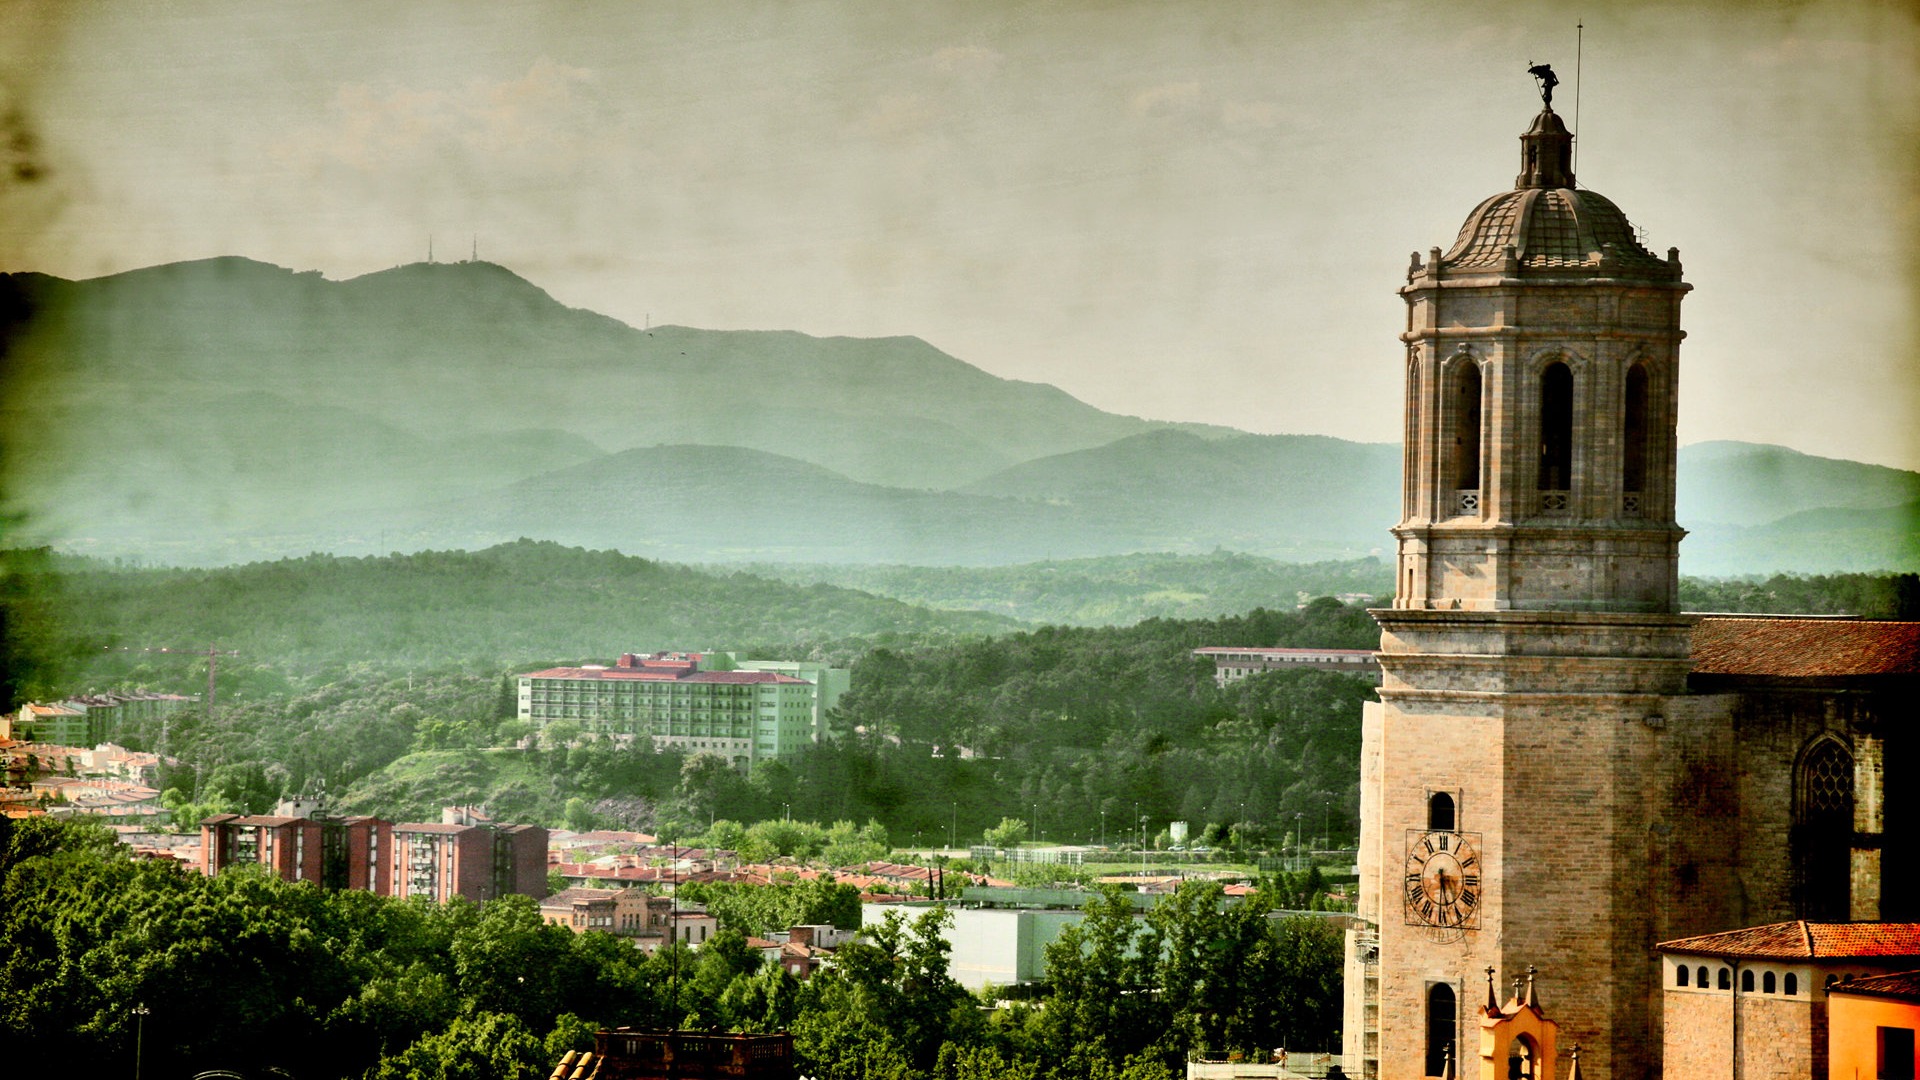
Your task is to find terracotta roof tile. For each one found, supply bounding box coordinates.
[1828,969,1920,1002]
[1658,921,1920,960]
[517,667,808,685]
[1690,618,1920,678]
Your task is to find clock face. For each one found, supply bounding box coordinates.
[1403,829,1482,929]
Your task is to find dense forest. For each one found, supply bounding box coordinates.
[0,817,1343,1080]
[5,544,1912,843]
[0,540,1018,707]
[729,551,1393,626]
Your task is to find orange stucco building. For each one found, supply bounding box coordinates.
[1827,971,1920,1080]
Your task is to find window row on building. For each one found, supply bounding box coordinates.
[200,805,548,904]
[4,692,197,747]
[515,652,849,766]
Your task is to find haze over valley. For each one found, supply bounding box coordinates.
[2,257,1913,578]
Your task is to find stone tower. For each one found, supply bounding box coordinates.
[1344,95,1737,1080]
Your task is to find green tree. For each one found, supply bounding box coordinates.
[794,907,973,1076]
[369,1011,546,1080]
[1038,887,1164,1063]
[983,817,1029,849]
[448,896,576,1028]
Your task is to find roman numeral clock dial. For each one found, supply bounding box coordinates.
[1404,829,1482,943]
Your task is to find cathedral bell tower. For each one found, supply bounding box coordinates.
[1394,104,1688,613]
[1346,85,1729,1080]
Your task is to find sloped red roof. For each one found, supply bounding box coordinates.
[1828,970,1920,1002]
[1690,618,1920,677]
[1658,921,1920,960]
[517,667,809,685]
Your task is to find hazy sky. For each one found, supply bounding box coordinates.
[4,0,1916,470]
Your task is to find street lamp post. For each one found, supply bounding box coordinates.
[132,1002,149,1080]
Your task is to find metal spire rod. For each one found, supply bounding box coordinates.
[1573,21,1584,178]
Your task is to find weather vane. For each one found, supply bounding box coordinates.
[1527,62,1559,109]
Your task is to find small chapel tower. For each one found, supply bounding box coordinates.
[1347,82,1737,1080]
[1393,101,1689,613]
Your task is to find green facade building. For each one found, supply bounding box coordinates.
[515,652,843,765]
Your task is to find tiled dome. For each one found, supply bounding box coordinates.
[1436,106,1679,280]
[1442,186,1672,274]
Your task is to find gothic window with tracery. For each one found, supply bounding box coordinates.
[1796,738,1855,921]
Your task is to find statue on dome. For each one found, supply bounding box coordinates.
[1528,63,1559,108]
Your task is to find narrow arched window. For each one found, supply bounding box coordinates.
[1741,970,1755,992]
[1538,361,1573,493]
[1697,966,1708,988]
[1452,361,1483,498]
[1785,973,1798,995]
[1763,971,1776,994]
[1622,363,1649,500]
[1429,792,1456,831]
[1719,968,1731,990]
[1676,965,1689,987]
[1796,738,1855,921]
[1426,983,1457,1077]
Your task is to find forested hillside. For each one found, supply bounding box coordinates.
[7,542,1910,843]
[0,540,1017,704]
[731,552,1394,625]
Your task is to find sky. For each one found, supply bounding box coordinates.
[3,0,1916,470]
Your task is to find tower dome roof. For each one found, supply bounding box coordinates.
[1441,185,1674,276]
[1436,106,1680,281]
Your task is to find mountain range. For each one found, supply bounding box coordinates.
[1,257,1913,575]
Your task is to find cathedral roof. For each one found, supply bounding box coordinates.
[1690,617,1920,678]
[1658,921,1920,960]
[1436,107,1679,281]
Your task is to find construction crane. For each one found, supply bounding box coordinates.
[104,645,239,720]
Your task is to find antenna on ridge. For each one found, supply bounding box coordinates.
[472,235,478,262]
[1573,20,1584,179]
[428,235,434,263]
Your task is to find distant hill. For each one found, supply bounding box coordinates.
[232,441,1397,566]
[1674,442,1920,575]
[0,257,1214,547]
[2,257,1914,575]
[959,429,1401,557]
[1676,441,1920,527]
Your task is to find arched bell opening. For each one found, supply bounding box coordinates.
[1505,1034,1540,1080]
[1536,361,1573,513]
[1621,362,1649,516]
[1446,360,1483,516]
